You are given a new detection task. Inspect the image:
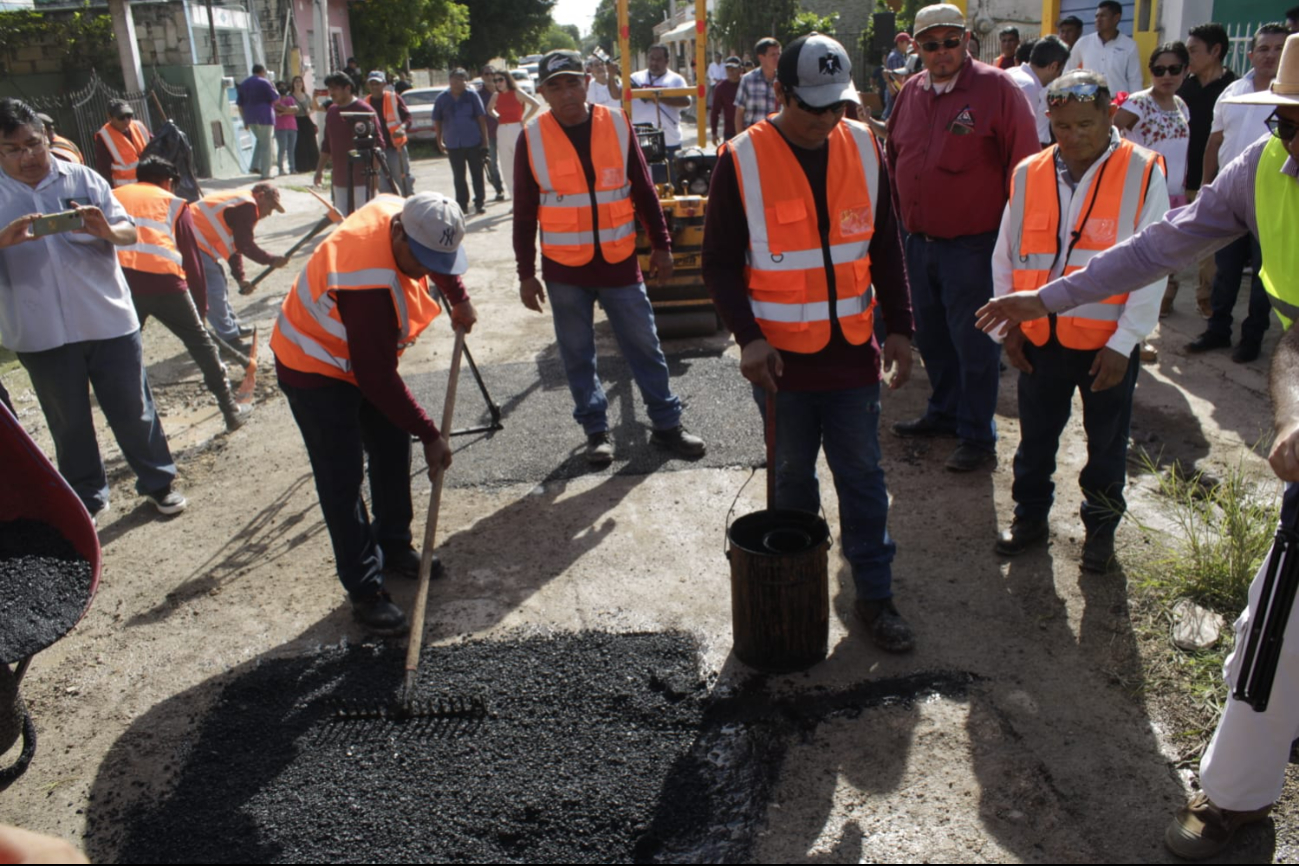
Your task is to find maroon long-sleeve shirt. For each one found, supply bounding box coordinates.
[121,200,210,315]
[885,57,1039,239]
[512,112,671,287]
[702,121,912,392]
[221,201,277,281]
[275,273,470,442]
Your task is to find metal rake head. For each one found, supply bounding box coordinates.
[327,694,488,723]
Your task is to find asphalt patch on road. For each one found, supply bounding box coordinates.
[92,631,973,864]
[406,352,764,488]
[0,519,92,663]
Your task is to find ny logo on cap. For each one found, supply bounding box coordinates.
[441,226,456,246]
[819,54,842,76]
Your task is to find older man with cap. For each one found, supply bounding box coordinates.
[516,49,705,466]
[272,192,478,635]
[433,69,491,216]
[93,99,151,187]
[190,183,290,349]
[710,56,743,145]
[703,33,916,652]
[886,3,1039,472]
[974,34,1299,858]
[366,70,413,196]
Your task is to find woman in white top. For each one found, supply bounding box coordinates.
[1114,42,1190,331]
[486,68,541,200]
[1114,42,1191,205]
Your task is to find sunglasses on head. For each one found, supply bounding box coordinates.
[1150,64,1185,77]
[1267,110,1299,142]
[1045,81,1104,106]
[794,95,849,115]
[919,36,963,52]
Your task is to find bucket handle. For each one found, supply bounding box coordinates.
[724,468,833,558]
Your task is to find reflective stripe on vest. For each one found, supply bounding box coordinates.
[96,120,149,186]
[191,191,256,261]
[1256,136,1299,330]
[383,90,408,149]
[524,104,635,266]
[269,195,442,384]
[728,118,880,353]
[1007,138,1163,350]
[50,135,84,165]
[111,183,187,277]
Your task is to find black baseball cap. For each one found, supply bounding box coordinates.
[776,33,859,107]
[538,50,585,85]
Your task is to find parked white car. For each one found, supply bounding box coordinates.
[402,86,446,141]
[509,69,535,96]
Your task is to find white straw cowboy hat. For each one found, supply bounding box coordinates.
[1224,33,1299,106]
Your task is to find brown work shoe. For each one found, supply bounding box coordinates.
[1165,791,1271,860]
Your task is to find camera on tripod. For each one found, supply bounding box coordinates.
[343,112,381,153]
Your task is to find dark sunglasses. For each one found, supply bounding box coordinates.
[919,36,963,52]
[794,96,849,115]
[1266,111,1299,142]
[1150,64,1185,77]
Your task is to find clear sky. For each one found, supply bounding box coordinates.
[551,0,596,35]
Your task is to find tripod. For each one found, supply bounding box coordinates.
[346,143,401,214]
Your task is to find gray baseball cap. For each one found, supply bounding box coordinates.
[401,192,468,276]
[775,33,859,107]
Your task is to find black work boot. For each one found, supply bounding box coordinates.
[350,590,409,636]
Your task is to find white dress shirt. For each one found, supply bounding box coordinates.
[629,68,688,146]
[1213,72,1275,171]
[1067,31,1143,96]
[992,128,1170,356]
[1007,62,1051,145]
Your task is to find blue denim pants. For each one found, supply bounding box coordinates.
[200,250,240,342]
[18,330,177,512]
[1207,232,1271,344]
[1011,338,1140,535]
[905,230,1002,450]
[753,384,895,600]
[546,280,682,434]
[280,376,415,598]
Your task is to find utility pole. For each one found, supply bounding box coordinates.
[107,0,145,92]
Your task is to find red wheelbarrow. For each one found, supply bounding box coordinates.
[0,402,100,790]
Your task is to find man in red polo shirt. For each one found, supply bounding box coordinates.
[886,2,1038,472]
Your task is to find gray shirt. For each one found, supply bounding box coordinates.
[0,158,138,353]
[1039,136,1288,314]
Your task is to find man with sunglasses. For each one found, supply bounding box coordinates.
[988,71,1169,573]
[1189,23,1290,363]
[885,3,1039,473]
[974,35,1299,857]
[703,33,917,654]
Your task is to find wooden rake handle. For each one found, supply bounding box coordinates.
[404,327,466,682]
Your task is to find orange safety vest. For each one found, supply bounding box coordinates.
[50,134,84,165]
[1009,138,1164,351]
[191,191,257,262]
[382,90,408,150]
[524,104,636,267]
[111,183,187,279]
[270,195,442,385]
[95,120,150,186]
[726,118,880,354]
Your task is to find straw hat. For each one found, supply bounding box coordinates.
[1223,33,1299,106]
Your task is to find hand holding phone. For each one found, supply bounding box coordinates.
[30,210,84,238]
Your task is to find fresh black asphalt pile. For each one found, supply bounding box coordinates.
[0,519,92,663]
[407,352,764,488]
[95,631,973,864]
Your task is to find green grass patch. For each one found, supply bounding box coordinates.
[0,345,17,377]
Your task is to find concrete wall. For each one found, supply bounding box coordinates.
[155,63,244,178]
[133,2,195,68]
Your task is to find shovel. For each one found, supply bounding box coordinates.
[241,189,345,294]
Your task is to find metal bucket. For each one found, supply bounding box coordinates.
[726,509,831,673]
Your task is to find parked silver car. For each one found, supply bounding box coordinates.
[402,86,446,141]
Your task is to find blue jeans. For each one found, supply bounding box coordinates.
[753,384,895,600]
[200,250,240,341]
[249,123,273,179]
[18,331,176,512]
[379,146,413,196]
[280,376,415,598]
[546,280,682,434]
[1012,339,1140,535]
[1207,232,1271,344]
[905,230,1001,449]
[275,127,297,173]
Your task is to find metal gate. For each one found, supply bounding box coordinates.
[16,69,207,179]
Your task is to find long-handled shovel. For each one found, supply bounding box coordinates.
[241,189,345,295]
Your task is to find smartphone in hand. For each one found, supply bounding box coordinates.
[31,210,85,238]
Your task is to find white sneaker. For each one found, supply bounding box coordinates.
[146,486,188,515]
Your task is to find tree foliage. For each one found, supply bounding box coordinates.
[590,0,669,59]
[529,21,580,53]
[716,0,797,57]
[351,0,469,71]
[788,11,839,39]
[0,6,116,77]
[458,0,556,69]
